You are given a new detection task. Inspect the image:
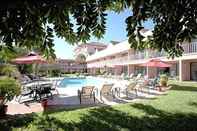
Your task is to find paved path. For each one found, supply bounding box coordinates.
[7,103,43,115]
[6,77,166,115]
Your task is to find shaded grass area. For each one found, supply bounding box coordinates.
[2,81,197,131]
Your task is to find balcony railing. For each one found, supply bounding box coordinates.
[88,42,197,67]
[182,42,197,54]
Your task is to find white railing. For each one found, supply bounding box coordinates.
[182,42,197,54]
[87,42,197,68]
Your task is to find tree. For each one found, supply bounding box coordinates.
[0,45,16,63]
[0,43,30,63]
[0,64,19,78]
[0,0,196,58]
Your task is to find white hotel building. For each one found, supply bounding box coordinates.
[75,32,197,81]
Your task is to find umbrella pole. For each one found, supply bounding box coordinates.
[147,66,149,79]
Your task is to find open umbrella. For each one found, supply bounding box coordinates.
[12,52,46,77]
[140,59,171,68]
[139,59,171,78]
[12,52,46,64]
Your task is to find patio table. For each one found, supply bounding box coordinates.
[34,83,53,101]
[23,81,53,101]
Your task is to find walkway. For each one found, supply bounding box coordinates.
[7,86,165,115]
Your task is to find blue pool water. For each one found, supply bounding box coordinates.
[59,77,105,88]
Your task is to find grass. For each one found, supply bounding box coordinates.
[2,80,197,131]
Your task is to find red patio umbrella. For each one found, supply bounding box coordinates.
[12,52,46,77]
[12,52,46,64]
[139,59,171,78]
[140,59,171,68]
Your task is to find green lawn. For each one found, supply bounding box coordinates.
[2,80,197,131]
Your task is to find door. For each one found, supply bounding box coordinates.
[191,63,197,81]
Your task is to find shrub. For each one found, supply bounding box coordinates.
[0,77,21,105]
[95,69,101,75]
[0,64,19,78]
[51,69,61,77]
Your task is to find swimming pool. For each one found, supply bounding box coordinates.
[59,77,108,89]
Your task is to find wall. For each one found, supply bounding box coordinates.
[128,65,135,75]
[114,66,122,75]
[180,59,197,81]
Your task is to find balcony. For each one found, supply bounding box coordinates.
[182,42,197,54]
[87,42,197,68]
[128,50,166,61]
[128,42,197,60]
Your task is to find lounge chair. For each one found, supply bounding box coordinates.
[50,80,60,95]
[120,73,125,79]
[124,73,134,80]
[108,73,112,78]
[125,82,138,97]
[100,83,114,102]
[103,72,108,78]
[148,77,160,89]
[78,86,95,104]
[129,73,134,79]
[17,85,35,103]
[135,73,142,81]
[136,80,150,94]
[20,75,32,84]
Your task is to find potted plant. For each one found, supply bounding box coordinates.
[160,74,168,87]
[0,77,21,116]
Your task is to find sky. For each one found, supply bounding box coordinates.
[54,10,154,59]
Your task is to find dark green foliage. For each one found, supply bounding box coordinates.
[0,1,109,58]
[18,64,33,74]
[0,64,19,78]
[0,77,21,104]
[124,0,197,58]
[51,69,61,77]
[0,0,197,58]
[95,69,101,75]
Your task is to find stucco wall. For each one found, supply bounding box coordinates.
[181,59,197,81]
[128,65,135,75]
[115,66,122,75]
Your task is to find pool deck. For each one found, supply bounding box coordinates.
[6,77,165,115]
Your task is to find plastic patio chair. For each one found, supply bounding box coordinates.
[136,80,150,94]
[135,73,142,81]
[129,73,134,79]
[78,86,95,104]
[125,82,138,97]
[100,83,114,102]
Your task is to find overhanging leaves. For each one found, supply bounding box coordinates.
[0,0,197,58]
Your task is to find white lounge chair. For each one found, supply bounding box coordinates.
[129,73,134,79]
[135,73,142,81]
[120,73,125,79]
